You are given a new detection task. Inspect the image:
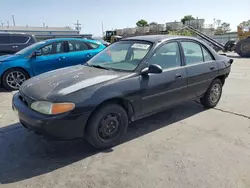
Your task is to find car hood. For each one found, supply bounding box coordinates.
[20,65,129,101]
[0,54,22,62]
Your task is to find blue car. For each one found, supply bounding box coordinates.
[0,38,105,90]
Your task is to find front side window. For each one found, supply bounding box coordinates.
[147,42,181,70]
[87,41,152,71]
[40,42,65,55]
[68,40,89,52]
[15,41,46,55]
[181,41,203,65]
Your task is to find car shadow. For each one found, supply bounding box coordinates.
[0,101,205,184]
[0,87,9,93]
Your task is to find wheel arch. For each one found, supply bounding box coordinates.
[1,67,31,85]
[84,97,135,133]
[215,74,227,86]
[1,67,30,79]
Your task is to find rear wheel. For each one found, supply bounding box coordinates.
[200,79,222,108]
[85,104,128,149]
[235,38,250,58]
[2,68,29,91]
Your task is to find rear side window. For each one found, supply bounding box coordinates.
[0,35,10,44]
[68,40,89,52]
[11,35,29,43]
[201,46,214,61]
[88,42,99,49]
[181,41,203,65]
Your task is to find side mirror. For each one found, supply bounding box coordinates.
[32,50,42,57]
[141,64,163,75]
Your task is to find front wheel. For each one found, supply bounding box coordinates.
[2,68,29,91]
[200,79,222,108]
[85,104,128,149]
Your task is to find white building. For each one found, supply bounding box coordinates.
[0,26,92,40]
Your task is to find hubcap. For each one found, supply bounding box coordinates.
[98,113,120,140]
[241,43,250,52]
[210,83,221,104]
[6,71,26,89]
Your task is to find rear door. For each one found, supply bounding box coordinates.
[139,41,188,116]
[10,34,32,51]
[65,40,102,66]
[31,41,68,75]
[180,40,218,99]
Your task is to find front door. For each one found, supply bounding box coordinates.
[180,40,218,99]
[139,41,188,117]
[31,41,68,75]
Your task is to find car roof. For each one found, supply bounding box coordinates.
[122,35,199,43]
[0,32,33,36]
[42,38,102,44]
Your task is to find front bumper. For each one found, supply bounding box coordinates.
[12,92,91,140]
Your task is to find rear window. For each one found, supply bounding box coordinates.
[0,35,11,44]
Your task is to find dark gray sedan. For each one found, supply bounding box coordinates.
[12,35,233,149]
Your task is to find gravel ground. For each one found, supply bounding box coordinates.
[0,54,250,188]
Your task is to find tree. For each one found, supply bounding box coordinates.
[149,22,158,26]
[136,19,149,27]
[181,15,195,24]
[214,22,231,35]
[221,22,231,33]
[239,20,250,28]
[168,30,193,36]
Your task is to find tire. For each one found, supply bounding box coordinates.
[85,104,128,149]
[235,38,250,58]
[2,68,29,91]
[200,79,222,108]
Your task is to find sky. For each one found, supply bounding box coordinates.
[0,0,249,36]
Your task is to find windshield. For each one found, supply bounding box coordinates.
[15,41,46,55]
[87,41,152,71]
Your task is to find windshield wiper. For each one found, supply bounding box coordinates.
[87,64,110,70]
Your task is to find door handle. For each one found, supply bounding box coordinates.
[12,46,18,48]
[175,73,182,78]
[209,66,215,70]
[58,56,66,60]
[86,53,93,58]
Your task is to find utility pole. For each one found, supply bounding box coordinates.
[74,20,81,32]
[102,21,104,37]
[12,15,16,26]
[7,21,9,28]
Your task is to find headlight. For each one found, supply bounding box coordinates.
[31,101,75,115]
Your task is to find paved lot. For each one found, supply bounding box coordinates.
[0,54,250,188]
